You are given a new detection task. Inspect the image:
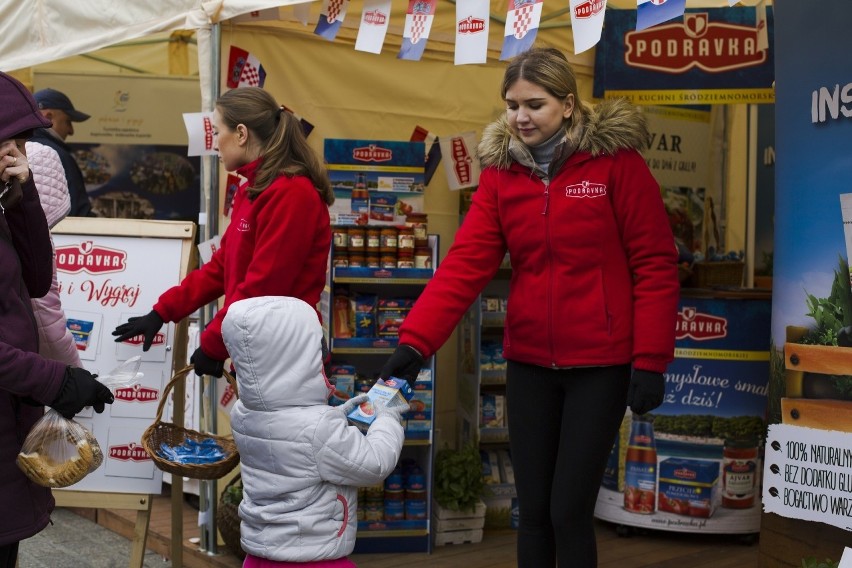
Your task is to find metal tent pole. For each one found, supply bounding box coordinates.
[197,20,222,556]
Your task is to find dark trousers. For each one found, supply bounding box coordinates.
[507,361,630,568]
[0,542,18,568]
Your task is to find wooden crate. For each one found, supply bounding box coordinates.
[686,261,744,288]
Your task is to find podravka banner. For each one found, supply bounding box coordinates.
[593,7,775,106]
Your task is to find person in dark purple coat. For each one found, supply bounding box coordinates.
[0,72,114,568]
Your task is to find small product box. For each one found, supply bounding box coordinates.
[658,458,721,518]
[347,377,414,432]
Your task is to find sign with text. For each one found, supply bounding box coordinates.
[593,7,775,105]
[53,218,195,494]
[763,424,852,532]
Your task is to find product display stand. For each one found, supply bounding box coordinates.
[324,232,440,553]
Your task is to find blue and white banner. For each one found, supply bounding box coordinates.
[636,0,686,32]
[500,0,543,61]
[314,0,351,41]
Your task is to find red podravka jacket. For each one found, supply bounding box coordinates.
[399,98,679,374]
[154,158,331,361]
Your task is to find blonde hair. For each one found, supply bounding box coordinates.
[215,87,333,205]
[500,47,587,131]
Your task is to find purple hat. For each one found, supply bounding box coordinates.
[0,72,52,140]
[34,88,90,122]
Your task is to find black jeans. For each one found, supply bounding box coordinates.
[507,361,630,568]
[0,542,18,568]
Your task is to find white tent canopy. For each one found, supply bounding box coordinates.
[0,0,303,73]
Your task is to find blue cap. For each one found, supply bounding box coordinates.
[34,88,90,122]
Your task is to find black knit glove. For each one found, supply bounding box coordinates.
[379,345,425,386]
[50,367,115,419]
[112,310,164,351]
[190,347,225,378]
[626,370,665,415]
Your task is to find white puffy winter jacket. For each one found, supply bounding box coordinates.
[223,296,404,562]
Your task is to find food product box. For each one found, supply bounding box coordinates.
[480,450,501,485]
[657,458,721,518]
[347,377,413,432]
[480,394,505,427]
[498,450,515,485]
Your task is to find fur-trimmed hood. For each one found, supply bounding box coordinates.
[477,97,650,170]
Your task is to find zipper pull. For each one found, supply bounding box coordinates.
[542,183,549,215]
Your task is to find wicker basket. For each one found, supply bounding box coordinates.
[686,261,745,289]
[217,473,246,559]
[141,365,239,480]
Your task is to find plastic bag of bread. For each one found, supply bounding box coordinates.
[16,409,100,488]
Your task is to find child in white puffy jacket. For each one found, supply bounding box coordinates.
[222,296,406,568]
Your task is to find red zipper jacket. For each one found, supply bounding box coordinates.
[399,99,678,373]
[154,159,331,361]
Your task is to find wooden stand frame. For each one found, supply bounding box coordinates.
[52,218,197,568]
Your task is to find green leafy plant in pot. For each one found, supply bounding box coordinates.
[433,443,485,513]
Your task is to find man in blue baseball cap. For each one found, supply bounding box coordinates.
[31,88,94,217]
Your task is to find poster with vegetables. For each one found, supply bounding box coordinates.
[760,0,852,534]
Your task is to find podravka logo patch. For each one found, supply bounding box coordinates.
[676,307,727,341]
[458,15,485,34]
[573,0,604,19]
[120,332,167,347]
[363,9,387,25]
[55,241,127,275]
[109,443,150,462]
[352,144,392,162]
[114,384,160,403]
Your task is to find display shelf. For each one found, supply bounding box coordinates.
[326,233,440,554]
[456,266,516,528]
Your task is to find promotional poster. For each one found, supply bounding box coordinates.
[761,0,852,533]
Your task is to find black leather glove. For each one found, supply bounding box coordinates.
[112,310,164,351]
[627,370,665,415]
[379,345,425,386]
[50,367,115,419]
[190,347,225,378]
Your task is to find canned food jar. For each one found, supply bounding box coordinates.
[347,226,366,251]
[366,253,381,268]
[366,227,381,252]
[722,438,758,509]
[332,251,349,268]
[380,227,398,252]
[332,226,349,251]
[414,247,432,269]
[406,213,429,248]
[381,254,397,269]
[348,252,365,268]
[397,227,415,251]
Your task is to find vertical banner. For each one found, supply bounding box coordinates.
[315,0,351,40]
[762,0,852,534]
[570,0,607,54]
[454,0,490,65]
[439,132,480,190]
[398,0,438,61]
[355,0,392,54]
[500,0,543,61]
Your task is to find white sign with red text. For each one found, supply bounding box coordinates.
[52,231,186,494]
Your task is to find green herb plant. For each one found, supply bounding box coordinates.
[801,556,839,568]
[800,255,852,398]
[433,443,485,513]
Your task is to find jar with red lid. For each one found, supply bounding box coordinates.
[406,213,429,248]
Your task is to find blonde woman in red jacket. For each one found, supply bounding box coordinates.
[381,48,678,567]
[113,87,332,376]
